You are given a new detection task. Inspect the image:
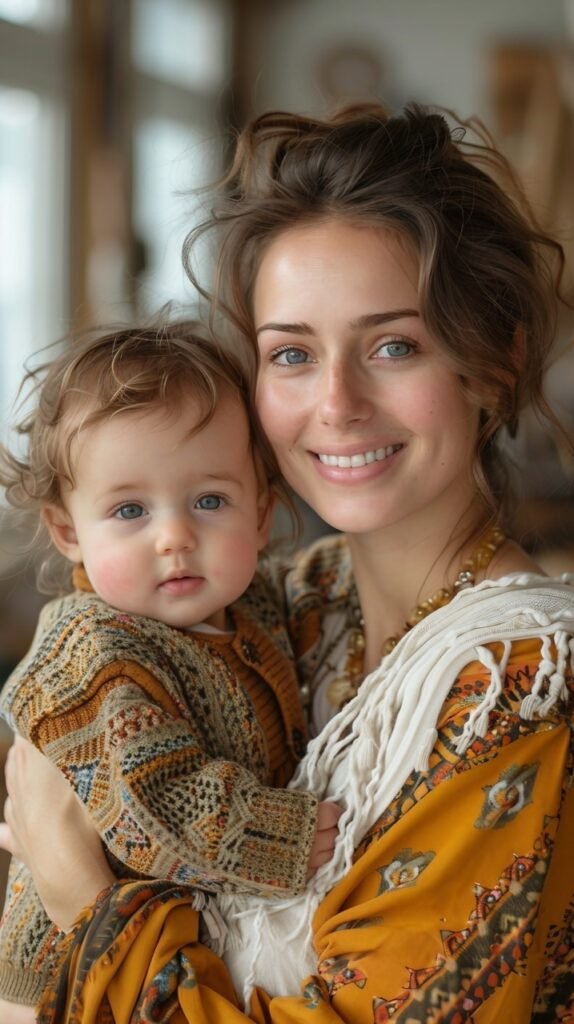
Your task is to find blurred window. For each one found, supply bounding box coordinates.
[0,87,66,427]
[134,118,218,312]
[0,0,66,29]
[131,0,229,314]
[0,7,69,445]
[133,0,226,91]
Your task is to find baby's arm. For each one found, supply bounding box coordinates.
[1,599,341,899]
[1,620,318,897]
[0,741,341,932]
[6,670,320,897]
[37,689,319,896]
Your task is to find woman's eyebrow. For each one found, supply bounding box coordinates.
[349,309,419,329]
[256,309,420,336]
[256,321,313,336]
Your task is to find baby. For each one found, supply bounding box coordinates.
[0,321,340,1013]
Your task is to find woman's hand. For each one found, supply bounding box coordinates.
[0,735,116,930]
[0,998,36,1023]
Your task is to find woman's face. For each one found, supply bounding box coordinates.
[254,218,481,538]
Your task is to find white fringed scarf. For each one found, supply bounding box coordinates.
[214,574,574,1007]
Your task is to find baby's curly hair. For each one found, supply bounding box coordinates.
[0,318,287,590]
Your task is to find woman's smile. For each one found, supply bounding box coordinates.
[311,442,405,484]
[315,444,403,468]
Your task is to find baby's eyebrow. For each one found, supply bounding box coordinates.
[100,482,142,497]
[200,473,245,489]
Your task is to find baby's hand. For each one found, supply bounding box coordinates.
[306,800,343,878]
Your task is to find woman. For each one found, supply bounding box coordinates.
[2,103,573,1023]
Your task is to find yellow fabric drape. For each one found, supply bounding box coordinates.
[38,641,574,1023]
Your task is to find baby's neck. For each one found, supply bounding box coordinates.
[186,617,234,635]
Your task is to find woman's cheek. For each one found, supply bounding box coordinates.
[255,381,293,448]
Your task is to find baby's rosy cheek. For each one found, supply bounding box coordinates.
[213,537,258,582]
[88,553,138,604]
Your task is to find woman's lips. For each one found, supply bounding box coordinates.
[311,443,404,482]
[316,443,403,468]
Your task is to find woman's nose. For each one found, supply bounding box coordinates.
[318,362,373,427]
[155,515,197,555]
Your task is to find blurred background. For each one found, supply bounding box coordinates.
[0,0,574,841]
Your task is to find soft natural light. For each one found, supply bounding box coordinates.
[133,0,227,92]
[133,117,219,314]
[0,85,67,444]
[0,0,66,28]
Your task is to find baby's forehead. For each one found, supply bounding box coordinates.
[59,384,251,481]
[66,379,244,433]
[80,386,249,448]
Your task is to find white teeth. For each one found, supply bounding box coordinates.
[317,445,401,468]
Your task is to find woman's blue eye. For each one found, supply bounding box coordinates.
[272,347,309,365]
[196,495,224,510]
[115,503,144,520]
[377,340,413,359]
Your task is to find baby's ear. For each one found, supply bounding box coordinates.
[42,505,81,563]
[256,487,275,551]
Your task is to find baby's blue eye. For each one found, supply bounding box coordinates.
[196,495,224,510]
[115,503,144,520]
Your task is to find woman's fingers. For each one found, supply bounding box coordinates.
[0,996,36,1023]
[1,736,116,929]
[1,744,27,860]
[0,819,16,857]
[5,734,56,795]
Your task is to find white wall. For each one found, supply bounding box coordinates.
[245,0,569,121]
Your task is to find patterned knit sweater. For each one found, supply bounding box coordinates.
[0,566,315,1006]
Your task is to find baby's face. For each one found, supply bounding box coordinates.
[48,392,270,629]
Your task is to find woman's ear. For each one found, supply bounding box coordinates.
[256,487,276,551]
[42,505,81,563]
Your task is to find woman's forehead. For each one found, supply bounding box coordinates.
[253,219,421,320]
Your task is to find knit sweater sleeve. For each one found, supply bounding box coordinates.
[0,597,317,898]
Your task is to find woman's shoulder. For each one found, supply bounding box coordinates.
[488,539,546,579]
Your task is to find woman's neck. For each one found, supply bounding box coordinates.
[346,509,494,673]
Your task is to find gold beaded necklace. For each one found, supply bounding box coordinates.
[326,525,506,712]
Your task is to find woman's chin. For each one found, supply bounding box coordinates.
[301,499,401,537]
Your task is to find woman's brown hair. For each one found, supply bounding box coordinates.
[184,102,571,525]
